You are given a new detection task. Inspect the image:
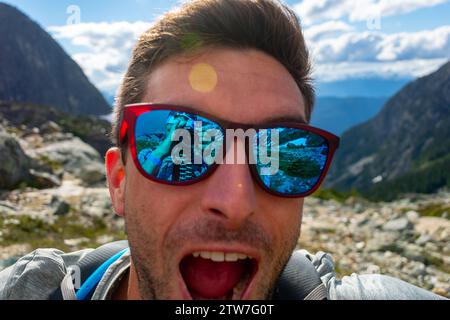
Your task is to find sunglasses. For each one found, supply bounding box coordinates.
[120,104,340,198]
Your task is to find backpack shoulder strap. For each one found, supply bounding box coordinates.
[49,240,129,300]
[273,250,328,300]
[76,240,129,285]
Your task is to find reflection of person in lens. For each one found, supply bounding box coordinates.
[138,113,188,178]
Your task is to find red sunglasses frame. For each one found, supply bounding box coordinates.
[120,103,340,198]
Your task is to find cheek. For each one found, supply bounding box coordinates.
[124,162,191,240]
[260,197,303,247]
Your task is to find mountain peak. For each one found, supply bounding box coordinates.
[0,3,111,116]
[0,2,18,11]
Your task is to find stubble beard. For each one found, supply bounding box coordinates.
[124,205,301,300]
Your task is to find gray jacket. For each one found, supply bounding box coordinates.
[0,247,446,300]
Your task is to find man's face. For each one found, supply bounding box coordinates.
[107,48,306,299]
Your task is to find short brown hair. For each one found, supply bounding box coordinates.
[112,0,314,155]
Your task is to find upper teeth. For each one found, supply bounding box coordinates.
[192,251,251,262]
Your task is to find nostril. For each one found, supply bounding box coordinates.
[209,208,224,217]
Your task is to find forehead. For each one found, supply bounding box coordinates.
[142,48,306,124]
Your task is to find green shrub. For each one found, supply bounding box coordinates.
[280,156,321,179]
[312,187,361,203]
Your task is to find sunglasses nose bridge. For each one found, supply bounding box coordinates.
[219,129,258,167]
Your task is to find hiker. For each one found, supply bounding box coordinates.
[0,0,445,300]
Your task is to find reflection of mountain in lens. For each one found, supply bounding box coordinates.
[136,134,162,152]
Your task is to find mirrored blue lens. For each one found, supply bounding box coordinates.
[253,127,329,195]
[135,110,224,183]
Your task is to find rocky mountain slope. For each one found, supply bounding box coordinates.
[0,3,111,116]
[324,61,450,201]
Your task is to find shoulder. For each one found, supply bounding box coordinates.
[327,273,447,300]
[0,247,93,300]
[302,250,447,300]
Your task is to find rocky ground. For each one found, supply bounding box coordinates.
[0,110,449,298]
[0,111,126,270]
[299,192,450,298]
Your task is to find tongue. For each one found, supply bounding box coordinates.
[180,255,247,298]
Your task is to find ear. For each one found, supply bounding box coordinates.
[105,147,126,217]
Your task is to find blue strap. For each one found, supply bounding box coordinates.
[76,248,129,300]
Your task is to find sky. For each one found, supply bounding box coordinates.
[2,0,450,97]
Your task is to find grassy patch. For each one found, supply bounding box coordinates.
[312,187,362,203]
[417,203,450,219]
[401,203,450,220]
[423,252,450,273]
[378,243,404,254]
[334,262,354,278]
[0,213,126,252]
[37,154,63,172]
[280,156,321,179]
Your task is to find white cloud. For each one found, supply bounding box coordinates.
[295,0,449,25]
[47,18,450,92]
[304,20,354,41]
[48,21,152,93]
[307,25,450,62]
[377,26,450,61]
[305,25,450,81]
[313,58,449,82]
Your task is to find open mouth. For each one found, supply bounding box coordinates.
[179,251,259,300]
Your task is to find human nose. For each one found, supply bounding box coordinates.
[199,138,257,230]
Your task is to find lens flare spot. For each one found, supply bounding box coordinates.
[189,63,218,93]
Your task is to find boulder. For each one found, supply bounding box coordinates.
[406,210,420,222]
[0,201,16,215]
[78,162,106,186]
[40,121,62,135]
[0,132,31,189]
[415,217,450,242]
[34,137,106,185]
[382,217,413,232]
[49,195,71,216]
[365,231,401,252]
[415,234,432,246]
[29,169,61,189]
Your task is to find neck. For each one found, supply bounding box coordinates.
[112,259,142,300]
